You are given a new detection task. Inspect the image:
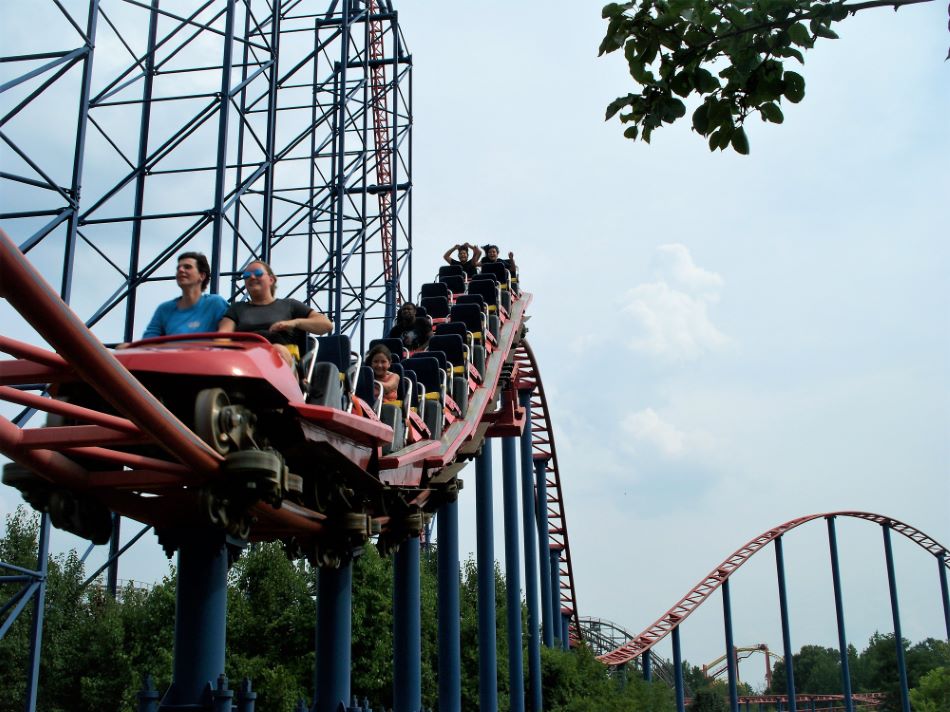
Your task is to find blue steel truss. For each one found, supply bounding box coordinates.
[1,1,412,707]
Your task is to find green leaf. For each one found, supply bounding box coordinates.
[829,3,849,21]
[813,24,839,40]
[692,103,710,134]
[694,67,720,94]
[730,127,750,154]
[670,71,693,97]
[708,126,733,151]
[783,70,805,103]
[623,125,639,139]
[602,3,624,19]
[759,102,784,124]
[605,95,631,121]
[787,22,812,48]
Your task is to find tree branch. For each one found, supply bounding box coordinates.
[841,0,932,12]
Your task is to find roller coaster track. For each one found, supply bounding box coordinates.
[513,342,581,641]
[598,512,950,666]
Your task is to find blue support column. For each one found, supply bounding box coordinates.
[560,613,570,651]
[642,651,652,682]
[161,530,229,709]
[826,516,854,712]
[774,536,797,712]
[475,443,498,712]
[722,578,739,712]
[550,548,562,646]
[315,561,353,712]
[672,626,685,712]
[437,500,461,712]
[394,537,421,712]
[519,392,542,712]
[502,435,526,712]
[938,550,950,641]
[24,513,51,712]
[534,457,554,648]
[882,526,911,712]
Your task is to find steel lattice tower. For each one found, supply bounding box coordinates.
[1,0,412,351]
[1,3,411,705]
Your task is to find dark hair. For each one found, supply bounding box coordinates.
[482,244,499,253]
[366,344,393,364]
[178,251,211,291]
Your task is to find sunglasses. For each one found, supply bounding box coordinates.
[241,268,266,279]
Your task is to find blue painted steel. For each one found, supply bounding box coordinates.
[316,561,354,712]
[437,500,461,712]
[560,613,570,651]
[882,526,911,712]
[24,513,50,712]
[642,651,652,682]
[519,392,542,712]
[161,530,229,708]
[61,0,99,303]
[551,549,562,646]
[393,537,422,712]
[136,673,160,712]
[721,578,739,712]
[826,517,854,712]
[672,625,685,712]
[236,678,257,712]
[259,2,282,260]
[106,513,121,598]
[502,435,526,712]
[124,0,160,339]
[939,550,950,641]
[475,444,498,712]
[210,0,237,282]
[774,536,797,712]
[534,457,554,647]
[211,674,235,712]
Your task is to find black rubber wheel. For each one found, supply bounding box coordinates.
[194,388,231,455]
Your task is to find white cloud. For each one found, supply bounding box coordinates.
[653,243,724,298]
[622,280,729,360]
[621,407,686,456]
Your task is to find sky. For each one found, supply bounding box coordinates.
[2,0,949,692]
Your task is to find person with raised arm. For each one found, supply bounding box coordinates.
[442,242,482,278]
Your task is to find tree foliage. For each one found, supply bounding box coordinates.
[599,0,936,153]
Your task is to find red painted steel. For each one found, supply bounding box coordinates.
[598,512,950,665]
[367,0,401,302]
[0,229,222,475]
[512,341,582,644]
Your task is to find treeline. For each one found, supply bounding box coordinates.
[0,507,673,712]
[767,636,949,712]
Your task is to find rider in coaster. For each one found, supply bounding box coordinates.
[217,259,332,367]
[388,302,431,353]
[366,344,400,403]
[480,243,517,274]
[442,242,482,279]
[138,252,228,339]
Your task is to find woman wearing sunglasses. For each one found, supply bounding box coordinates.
[217,260,332,367]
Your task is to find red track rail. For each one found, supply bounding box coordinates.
[367,0,400,302]
[598,511,950,665]
[513,341,581,643]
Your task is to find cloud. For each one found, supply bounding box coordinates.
[622,408,686,456]
[622,244,729,360]
[653,243,724,298]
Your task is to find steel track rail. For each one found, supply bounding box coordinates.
[513,340,581,643]
[598,511,949,665]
